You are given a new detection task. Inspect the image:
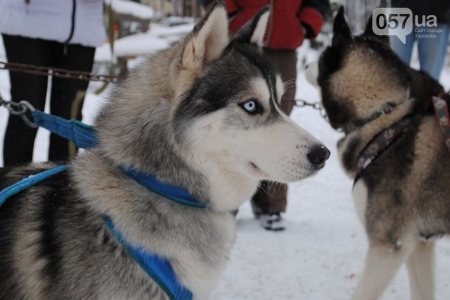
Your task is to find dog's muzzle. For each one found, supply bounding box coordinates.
[307,144,330,169]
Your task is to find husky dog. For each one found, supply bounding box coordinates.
[0,2,330,299]
[308,7,448,300]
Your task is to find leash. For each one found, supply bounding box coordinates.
[33,109,99,149]
[0,98,201,299]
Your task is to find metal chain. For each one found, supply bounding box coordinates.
[0,95,37,128]
[294,99,329,122]
[1,95,332,131]
[0,61,118,83]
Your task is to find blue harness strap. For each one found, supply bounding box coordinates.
[32,110,98,149]
[0,167,193,300]
[102,216,193,300]
[0,165,67,207]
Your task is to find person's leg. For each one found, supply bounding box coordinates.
[250,49,297,230]
[2,34,50,167]
[417,23,450,80]
[48,43,95,161]
[389,30,415,65]
[263,49,298,115]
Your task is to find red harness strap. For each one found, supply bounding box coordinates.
[354,117,412,183]
[432,94,450,154]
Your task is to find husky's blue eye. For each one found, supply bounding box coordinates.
[244,101,256,112]
[240,99,262,115]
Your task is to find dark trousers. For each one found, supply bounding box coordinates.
[2,34,95,166]
[251,49,297,215]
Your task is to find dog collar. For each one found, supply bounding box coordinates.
[121,166,208,208]
[345,103,397,134]
[354,117,412,183]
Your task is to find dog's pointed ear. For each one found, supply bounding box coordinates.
[363,16,390,45]
[364,15,375,36]
[181,1,229,71]
[232,6,270,47]
[332,6,352,46]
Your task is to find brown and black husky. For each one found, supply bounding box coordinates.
[308,7,449,300]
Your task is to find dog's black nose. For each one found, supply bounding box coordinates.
[307,145,330,167]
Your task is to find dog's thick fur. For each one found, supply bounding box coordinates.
[0,3,328,299]
[309,8,449,300]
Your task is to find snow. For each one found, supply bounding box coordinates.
[95,23,193,60]
[95,33,169,60]
[105,0,154,20]
[150,22,195,38]
[1,34,450,300]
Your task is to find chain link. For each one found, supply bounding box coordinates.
[0,95,37,128]
[0,61,118,83]
[294,99,329,122]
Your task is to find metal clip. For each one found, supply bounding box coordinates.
[0,96,37,128]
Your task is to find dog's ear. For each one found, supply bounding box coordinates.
[181,1,229,71]
[332,6,352,46]
[363,16,390,45]
[231,6,270,47]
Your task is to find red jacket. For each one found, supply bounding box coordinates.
[225,0,328,49]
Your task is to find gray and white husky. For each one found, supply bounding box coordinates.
[308,7,449,300]
[0,2,329,299]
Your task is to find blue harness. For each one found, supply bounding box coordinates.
[0,109,205,300]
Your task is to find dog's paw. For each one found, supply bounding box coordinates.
[259,213,286,231]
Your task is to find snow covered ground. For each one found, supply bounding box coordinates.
[0,34,449,299]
